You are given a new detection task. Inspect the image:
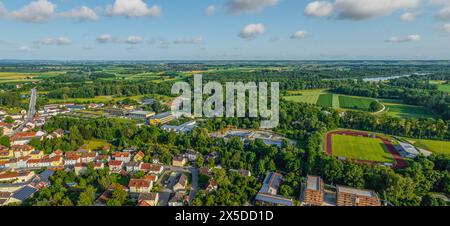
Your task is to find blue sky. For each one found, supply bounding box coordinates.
[0,0,449,60]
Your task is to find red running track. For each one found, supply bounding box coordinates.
[326,130,407,168]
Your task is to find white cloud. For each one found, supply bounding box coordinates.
[174,37,204,45]
[126,35,144,44]
[334,0,420,20]
[435,7,450,20]
[439,23,450,32]
[400,12,416,21]
[18,46,32,52]
[9,0,56,23]
[239,23,265,39]
[290,30,308,39]
[38,37,71,45]
[429,0,450,6]
[97,34,113,43]
[386,34,421,43]
[205,5,217,16]
[106,0,162,17]
[305,0,420,20]
[58,6,99,21]
[305,1,334,17]
[226,0,279,14]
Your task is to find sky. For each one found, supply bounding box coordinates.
[0,0,449,60]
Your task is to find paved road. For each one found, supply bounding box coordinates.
[188,167,199,206]
[11,88,37,136]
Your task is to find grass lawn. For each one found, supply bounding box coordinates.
[317,94,333,108]
[406,138,450,156]
[332,134,395,163]
[48,95,146,104]
[339,96,375,111]
[437,84,450,93]
[381,99,437,119]
[83,139,110,151]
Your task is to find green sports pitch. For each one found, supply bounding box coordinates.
[331,134,395,163]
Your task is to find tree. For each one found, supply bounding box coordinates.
[4,116,14,124]
[77,186,96,206]
[107,186,127,206]
[0,136,10,147]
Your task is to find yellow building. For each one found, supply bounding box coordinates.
[148,112,175,125]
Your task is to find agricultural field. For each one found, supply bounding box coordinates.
[0,71,64,83]
[317,93,334,108]
[339,96,375,111]
[437,83,450,93]
[284,90,380,111]
[330,134,395,163]
[380,99,437,119]
[406,138,450,156]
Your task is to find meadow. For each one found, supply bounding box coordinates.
[381,99,437,119]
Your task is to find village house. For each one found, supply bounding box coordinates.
[16,156,30,168]
[113,152,131,163]
[125,161,141,173]
[11,145,35,158]
[94,162,105,170]
[173,174,188,193]
[45,129,64,140]
[79,152,98,163]
[64,156,80,166]
[96,154,111,162]
[29,150,44,160]
[108,160,124,173]
[138,193,159,206]
[139,163,164,174]
[0,122,14,135]
[133,151,145,162]
[128,179,153,193]
[49,149,63,158]
[144,174,158,183]
[0,171,35,183]
[11,132,38,145]
[0,147,12,159]
[172,155,187,167]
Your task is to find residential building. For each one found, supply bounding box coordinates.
[173,174,188,192]
[11,145,35,158]
[125,161,141,172]
[172,155,187,167]
[108,160,124,172]
[139,163,163,174]
[138,192,159,206]
[185,149,198,161]
[0,122,14,135]
[129,179,153,193]
[7,185,37,205]
[168,192,187,206]
[133,151,145,162]
[11,132,37,145]
[302,176,324,206]
[336,186,381,206]
[0,171,35,183]
[206,180,218,193]
[113,152,131,163]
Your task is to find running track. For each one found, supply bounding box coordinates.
[326,130,407,168]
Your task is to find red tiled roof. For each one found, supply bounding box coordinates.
[139,163,162,172]
[114,152,130,158]
[129,179,151,189]
[108,160,123,166]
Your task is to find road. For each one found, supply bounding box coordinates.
[11,88,37,136]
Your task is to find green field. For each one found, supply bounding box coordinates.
[339,96,376,111]
[381,99,437,119]
[406,138,450,156]
[284,89,323,104]
[83,139,110,151]
[0,71,64,83]
[331,134,395,163]
[317,94,333,107]
[437,84,450,93]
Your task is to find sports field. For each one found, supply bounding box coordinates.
[406,138,450,156]
[331,134,395,163]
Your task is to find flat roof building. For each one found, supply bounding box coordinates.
[149,112,175,125]
[303,175,324,206]
[337,185,381,206]
[127,111,155,120]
